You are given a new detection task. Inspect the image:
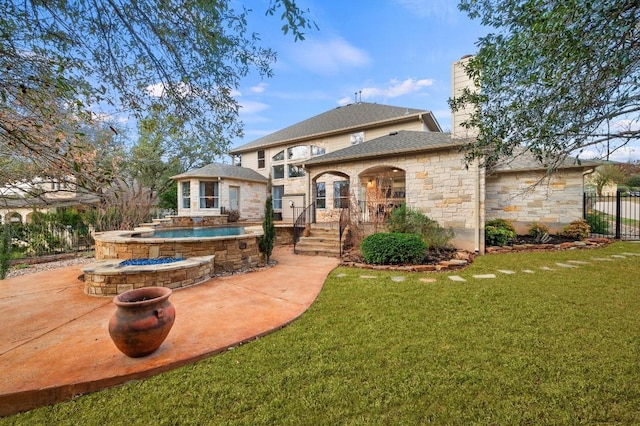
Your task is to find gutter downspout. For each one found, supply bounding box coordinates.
[475,158,482,254]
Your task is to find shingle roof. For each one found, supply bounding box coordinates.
[302,131,462,166]
[230,102,439,154]
[171,163,268,182]
[491,150,605,173]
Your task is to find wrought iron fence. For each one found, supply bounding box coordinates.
[2,222,94,260]
[583,192,640,240]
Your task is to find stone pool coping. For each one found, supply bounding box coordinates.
[82,255,215,296]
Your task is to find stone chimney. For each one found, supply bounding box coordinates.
[451,55,478,139]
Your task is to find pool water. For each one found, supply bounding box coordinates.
[145,226,245,239]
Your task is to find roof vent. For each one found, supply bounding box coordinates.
[389,131,398,136]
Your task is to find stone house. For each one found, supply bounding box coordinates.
[171,162,268,220]
[208,57,600,253]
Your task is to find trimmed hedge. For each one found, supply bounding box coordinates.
[360,233,427,265]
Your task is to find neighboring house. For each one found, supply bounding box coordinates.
[203,57,600,253]
[0,177,99,224]
[171,162,268,220]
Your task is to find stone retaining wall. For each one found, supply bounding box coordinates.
[83,255,215,296]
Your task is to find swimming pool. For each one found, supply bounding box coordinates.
[143,226,244,239]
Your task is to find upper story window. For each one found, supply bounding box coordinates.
[199,181,219,209]
[287,145,308,160]
[233,154,242,167]
[350,131,364,145]
[288,164,305,178]
[272,164,285,179]
[181,182,191,209]
[257,150,265,169]
[272,150,284,162]
[311,145,326,156]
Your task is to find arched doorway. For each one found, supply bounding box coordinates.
[310,170,351,222]
[359,166,406,222]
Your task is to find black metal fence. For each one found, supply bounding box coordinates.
[1,222,94,260]
[583,192,640,240]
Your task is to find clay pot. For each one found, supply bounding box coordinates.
[108,287,176,358]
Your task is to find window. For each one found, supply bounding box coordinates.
[272,185,284,210]
[334,181,350,208]
[288,164,305,178]
[257,150,265,169]
[316,182,326,209]
[181,182,191,209]
[272,150,284,161]
[233,154,242,167]
[272,164,285,179]
[287,145,308,160]
[311,145,326,156]
[199,181,219,209]
[350,131,364,145]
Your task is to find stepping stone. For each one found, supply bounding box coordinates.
[419,277,437,283]
[556,263,577,268]
[567,260,589,265]
[622,252,640,256]
[611,255,627,259]
[391,276,405,282]
[497,269,516,274]
[540,266,555,271]
[522,270,535,274]
[336,273,347,278]
[448,275,466,282]
[591,257,613,261]
[473,274,496,279]
[360,275,377,279]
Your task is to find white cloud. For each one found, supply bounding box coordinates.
[238,100,270,115]
[339,78,434,104]
[290,37,370,74]
[250,83,268,94]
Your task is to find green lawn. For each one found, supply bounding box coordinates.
[4,242,640,425]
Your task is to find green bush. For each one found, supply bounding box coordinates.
[485,219,516,246]
[561,219,591,240]
[0,224,12,279]
[387,205,454,250]
[527,222,551,243]
[585,213,609,235]
[360,233,427,265]
[624,175,640,188]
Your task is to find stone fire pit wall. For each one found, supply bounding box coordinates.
[83,256,215,296]
[93,226,263,274]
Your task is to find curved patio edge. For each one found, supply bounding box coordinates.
[0,246,340,417]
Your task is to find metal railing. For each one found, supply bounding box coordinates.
[293,202,316,253]
[584,191,640,240]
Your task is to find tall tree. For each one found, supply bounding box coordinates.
[451,1,639,172]
[1,0,314,194]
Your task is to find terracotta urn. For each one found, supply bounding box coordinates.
[108,287,176,358]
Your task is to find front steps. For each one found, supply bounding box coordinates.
[294,223,344,257]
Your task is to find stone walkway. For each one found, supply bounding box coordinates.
[337,250,640,283]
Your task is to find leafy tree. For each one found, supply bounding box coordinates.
[625,175,640,188]
[451,1,640,171]
[1,0,315,194]
[591,164,624,195]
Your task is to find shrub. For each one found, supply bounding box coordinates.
[485,219,516,246]
[0,224,13,279]
[387,205,454,251]
[585,213,609,235]
[561,219,591,240]
[360,233,427,265]
[527,222,551,243]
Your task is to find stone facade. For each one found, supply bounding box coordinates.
[94,226,263,273]
[485,170,585,234]
[83,256,215,296]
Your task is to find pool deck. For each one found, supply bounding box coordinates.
[0,246,340,417]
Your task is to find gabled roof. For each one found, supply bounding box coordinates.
[230,102,441,154]
[302,131,462,166]
[171,163,268,183]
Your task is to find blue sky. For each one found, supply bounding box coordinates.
[231,0,488,149]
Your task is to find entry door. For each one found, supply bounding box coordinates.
[229,186,239,211]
